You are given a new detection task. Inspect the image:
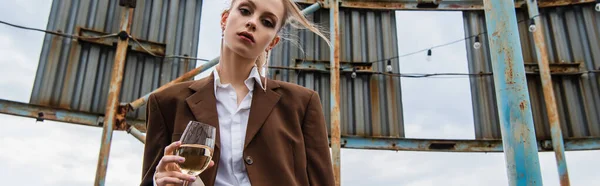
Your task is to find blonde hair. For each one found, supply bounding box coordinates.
[224,0,330,90]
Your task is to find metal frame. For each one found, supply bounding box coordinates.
[298,0,595,10]
[0,1,599,186]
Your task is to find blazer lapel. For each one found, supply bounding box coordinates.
[244,78,281,149]
[185,74,221,148]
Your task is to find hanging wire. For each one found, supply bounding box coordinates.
[344,15,542,66]
[0,19,210,62]
[0,20,117,40]
[128,35,210,62]
[268,65,598,78]
[4,15,595,78]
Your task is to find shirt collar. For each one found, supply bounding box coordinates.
[213,65,265,93]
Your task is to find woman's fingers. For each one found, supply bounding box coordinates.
[157,155,185,172]
[164,141,182,156]
[155,176,184,185]
[156,171,197,184]
[208,160,215,168]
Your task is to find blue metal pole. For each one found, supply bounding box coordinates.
[302,2,322,15]
[481,0,543,185]
[329,0,341,185]
[524,0,570,185]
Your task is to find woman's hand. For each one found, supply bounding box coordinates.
[154,141,215,186]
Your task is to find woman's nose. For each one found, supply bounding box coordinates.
[245,19,257,31]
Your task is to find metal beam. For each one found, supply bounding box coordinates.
[127,126,146,143]
[0,99,146,131]
[329,0,342,185]
[338,136,600,152]
[78,27,166,56]
[482,0,543,185]
[525,0,571,185]
[128,57,219,111]
[95,7,134,186]
[4,98,598,153]
[302,2,322,14]
[296,0,595,10]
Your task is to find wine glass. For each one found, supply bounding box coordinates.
[175,121,216,185]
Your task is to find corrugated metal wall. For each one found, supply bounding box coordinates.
[464,4,600,140]
[268,8,404,138]
[30,0,203,120]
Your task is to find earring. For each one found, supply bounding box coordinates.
[263,50,269,92]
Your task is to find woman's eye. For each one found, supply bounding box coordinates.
[262,19,274,28]
[239,8,251,15]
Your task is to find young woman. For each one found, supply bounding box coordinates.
[140,0,334,185]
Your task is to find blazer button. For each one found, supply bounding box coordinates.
[245,156,254,165]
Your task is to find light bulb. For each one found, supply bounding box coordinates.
[426,49,432,62]
[528,19,536,32]
[386,60,393,72]
[473,36,481,50]
[351,72,357,79]
[473,42,481,49]
[596,3,600,12]
[529,24,536,32]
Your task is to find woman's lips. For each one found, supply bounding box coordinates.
[238,34,255,44]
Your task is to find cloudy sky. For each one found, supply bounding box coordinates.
[1,1,599,186]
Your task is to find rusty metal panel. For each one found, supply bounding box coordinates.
[30,0,203,120]
[464,4,600,140]
[268,7,404,138]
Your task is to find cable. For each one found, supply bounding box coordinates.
[0,20,208,62]
[268,65,599,79]
[334,14,542,66]
[0,20,117,40]
[268,65,493,78]
[129,35,210,62]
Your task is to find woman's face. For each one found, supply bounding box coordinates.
[221,0,284,59]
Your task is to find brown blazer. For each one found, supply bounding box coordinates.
[140,74,335,186]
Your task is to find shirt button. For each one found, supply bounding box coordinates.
[245,156,254,165]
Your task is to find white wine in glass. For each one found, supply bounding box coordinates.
[176,144,212,176]
[175,121,216,178]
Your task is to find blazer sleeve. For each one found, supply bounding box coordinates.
[140,93,170,186]
[302,91,335,186]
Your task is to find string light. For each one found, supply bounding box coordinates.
[426,49,432,62]
[473,35,481,50]
[386,60,393,73]
[528,18,536,32]
[0,15,542,66]
[351,67,357,79]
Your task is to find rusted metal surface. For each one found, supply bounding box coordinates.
[78,27,166,56]
[95,7,133,186]
[482,0,543,185]
[524,63,582,75]
[525,0,571,185]
[115,103,130,131]
[296,0,595,10]
[339,136,600,152]
[0,99,146,131]
[128,57,219,111]
[465,4,600,140]
[329,0,341,185]
[32,0,204,121]
[0,99,103,126]
[269,3,403,138]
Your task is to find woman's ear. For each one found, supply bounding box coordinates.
[267,36,281,51]
[221,10,230,32]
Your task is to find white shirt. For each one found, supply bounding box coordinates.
[154,66,263,186]
[213,66,263,186]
